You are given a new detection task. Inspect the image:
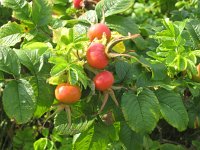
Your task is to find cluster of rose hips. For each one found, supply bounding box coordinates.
[87,23,114,91]
[55,23,115,107]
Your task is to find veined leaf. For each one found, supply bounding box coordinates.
[2,0,31,21]
[32,0,52,26]
[121,88,160,133]
[30,77,54,118]
[175,55,187,71]
[120,123,143,150]
[73,123,119,150]
[0,71,4,80]
[70,64,89,89]
[156,89,189,131]
[115,61,141,83]
[95,0,134,19]
[2,79,36,124]
[50,63,68,76]
[14,49,46,74]
[78,10,98,25]
[0,22,24,47]
[13,127,35,150]
[73,127,95,150]
[160,144,185,150]
[106,15,139,35]
[68,68,79,85]
[150,62,167,81]
[0,47,21,77]
[186,19,200,49]
[34,138,54,150]
[74,10,97,36]
[55,115,94,135]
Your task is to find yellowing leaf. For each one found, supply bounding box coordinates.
[112,41,126,53]
[111,31,126,53]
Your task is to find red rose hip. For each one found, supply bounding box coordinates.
[88,23,111,42]
[73,0,83,9]
[55,83,81,104]
[93,71,114,91]
[86,43,109,69]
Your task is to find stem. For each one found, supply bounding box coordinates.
[65,105,72,128]
[111,85,128,90]
[84,64,99,74]
[43,105,64,127]
[108,89,119,107]
[106,34,140,53]
[98,92,109,114]
[108,52,151,72]
[159,139,181,145]
[101,5,105,24]
[108,53,134,58]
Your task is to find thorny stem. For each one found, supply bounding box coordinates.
[65,105,72,128]
[98,92,109,114]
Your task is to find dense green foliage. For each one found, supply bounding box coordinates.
[1,0,200,149]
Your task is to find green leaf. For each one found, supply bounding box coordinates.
[49,56,70,76]
[192,140,200,150]
[73,127,95,150]
[95,0,134,19]
[15,49,46,74]
[48,74,68,85]
[73,123,119,150]
[192,50,200,57]
[162,19,185,38]
[120,123,143,150]
[156,89,189,131]
[55,115,94,135]
[74,10,97,35]
[78,10,98,25]
[106,15,139,35]
[143,135,160,150]
[30,77,54,118]
[2,79,36,124]
[115,61,141,82]
[70,64,89,89]
[2,0,31,21]
[160,144,185,150]
[0,47,21,77]
[186,19,200,48]
[0,71,4,80]
[50,63,68,76]
[68,68,78,85]
[150,63,167,81]
[34,138,54,150]
[175,55,187,71]
[13,127,35,150]
[121,88,160,133]
[32,0,52,26]
[0,22,24,46]
[22,42,52,52]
